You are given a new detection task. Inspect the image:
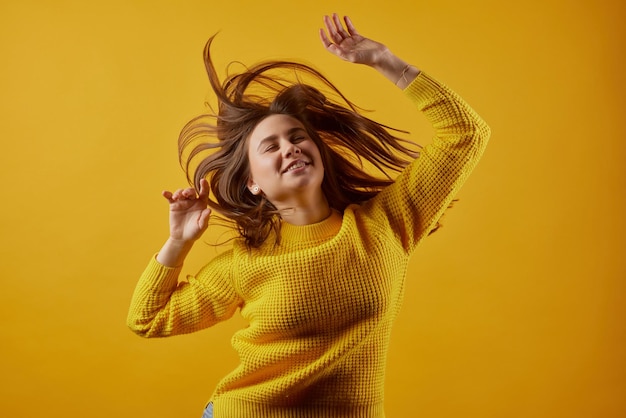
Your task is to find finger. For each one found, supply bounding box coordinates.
[344,16,359,36]
[319,28,332,48]
[324,14,342,44]
[198,178,210,200]
[333,13,349,38]
[322,15,337,41]
[182,187,197,199]
[162,190,175,203]
[172,188,191,201]
[197,208,212,230]
[320,28,345,59]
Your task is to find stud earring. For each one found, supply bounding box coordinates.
[252,185,260,193]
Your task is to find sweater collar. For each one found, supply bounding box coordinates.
[279,209,343,244]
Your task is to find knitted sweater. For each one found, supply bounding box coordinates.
[127,72,490,417]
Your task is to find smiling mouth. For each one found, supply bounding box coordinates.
[283,160,309,173]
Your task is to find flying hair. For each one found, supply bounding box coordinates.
[178,34,421,248]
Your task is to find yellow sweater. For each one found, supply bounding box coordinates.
[128,72,490,417]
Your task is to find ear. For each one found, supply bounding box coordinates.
[247,178,261,195]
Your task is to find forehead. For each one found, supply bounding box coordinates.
[248,114,306,145]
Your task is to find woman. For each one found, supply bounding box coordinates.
[128,14,490,418]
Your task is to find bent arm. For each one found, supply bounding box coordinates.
[127,250,241,338]
[367,72,491,252]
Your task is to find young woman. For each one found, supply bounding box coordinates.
[128,14,490,418]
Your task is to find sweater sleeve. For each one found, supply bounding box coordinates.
[127,249,242,338]
[364,72,491,253]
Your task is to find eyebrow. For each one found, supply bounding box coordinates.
[256,127,307,152]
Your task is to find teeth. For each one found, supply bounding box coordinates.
[287,161,306,171]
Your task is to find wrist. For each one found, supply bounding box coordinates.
[370,48,394,71]
[370,50,420,89]
[157,237,195,267]
[167,235,195,246]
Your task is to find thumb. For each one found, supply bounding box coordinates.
[197,208,212,230]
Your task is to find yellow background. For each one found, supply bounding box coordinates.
[1,0,624,417]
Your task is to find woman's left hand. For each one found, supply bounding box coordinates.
[320,14,390,67]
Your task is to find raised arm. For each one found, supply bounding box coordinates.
[320,14,491,250]
[319,13,420,89]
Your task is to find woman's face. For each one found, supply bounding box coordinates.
[246,114,324,206]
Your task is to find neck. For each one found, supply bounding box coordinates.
[276,193,332,226]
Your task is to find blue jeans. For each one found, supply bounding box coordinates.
[201,402,213,418]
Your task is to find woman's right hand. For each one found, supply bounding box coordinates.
[162,178,212,244]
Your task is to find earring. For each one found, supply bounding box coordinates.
[252,185,260,193]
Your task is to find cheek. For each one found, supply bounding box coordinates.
[247,152,263,185]
[248,154,276,181]
[310,143,325,169]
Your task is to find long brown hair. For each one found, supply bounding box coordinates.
[178,35,419,248]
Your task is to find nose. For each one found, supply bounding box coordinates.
[282,142,301,158]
